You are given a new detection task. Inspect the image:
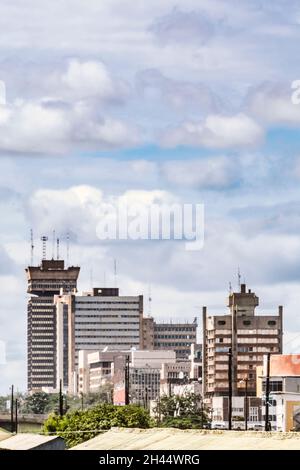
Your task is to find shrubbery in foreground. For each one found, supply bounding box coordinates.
[43,403,151,448]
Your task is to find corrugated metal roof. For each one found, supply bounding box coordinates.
[71,428,300,450]
[0,430,11,442]
[0,433,62,450]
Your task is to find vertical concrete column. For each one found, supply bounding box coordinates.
[231,305,238,395]
[202,306,207,398]
[278,305,283,354]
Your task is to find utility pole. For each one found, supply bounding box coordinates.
[10,385,14,433]
[265,353,271,431]
[125,355,130,405]
[244,378,248,431]
[59,379,64,417]
[228,348,232,430]
[15,399,18,434]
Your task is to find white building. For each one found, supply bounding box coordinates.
[77,348,176,396]
[54,287,143,393]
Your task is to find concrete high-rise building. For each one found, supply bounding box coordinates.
[202,284,283,399]
[153,319,198,360]
[54,287,143,392]
[26,259,80,391]
[141,317,154,350]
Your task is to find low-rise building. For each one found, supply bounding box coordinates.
[211,396,263,430]
[256,354,300,431]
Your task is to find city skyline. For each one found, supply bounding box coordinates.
[1,1,300,394]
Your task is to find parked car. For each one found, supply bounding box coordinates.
[211,423,227,430]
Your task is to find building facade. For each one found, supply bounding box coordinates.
[26,259,80,391]
[202,284,283,399]
[141,317,154,350]
[212,396,263,430]
[77,349,176,396]
[153,319,198,360]
[55,287,143,392]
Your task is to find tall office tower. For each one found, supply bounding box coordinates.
[26,259,80,391]
[54,287,143,393]
[153,319,198,360]
[202,284,283,399]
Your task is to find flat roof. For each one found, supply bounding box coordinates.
[0,433,62,450]
[71,428,300,450]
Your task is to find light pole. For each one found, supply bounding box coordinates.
[10,385,14,433]
[59,379,64,417]
[15,399,18,434]
[265,352,271,431]
[228,348,232,430]
[239,378,248,431]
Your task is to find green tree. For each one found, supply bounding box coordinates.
[154,393,210,429]
[43,403,151,448]
[23,392,50,414]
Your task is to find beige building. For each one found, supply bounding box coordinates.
[141,317,154,350]
[202,284,283,399]
[54,287,143,393]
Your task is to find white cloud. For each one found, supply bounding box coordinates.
[56,59,130,103]
[161,113,264,149]
[149,7,215,45]
[136,68,221,114]
[0,101,71,153]
[27,185,105,242]
[162,157,237,189]
[247,82,300,125]
[0,98,139,154]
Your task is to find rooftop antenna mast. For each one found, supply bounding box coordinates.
[41,236,48,261]
[237,267,241,289]
[66,232,70,267]
[229,281,232,294]
[148,284,152,317]
[56,238,60,260]
[52,230,56,260]
[114,259,117,288]
[30,229,34,265]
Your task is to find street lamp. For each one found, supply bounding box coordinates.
[239,377,248,431]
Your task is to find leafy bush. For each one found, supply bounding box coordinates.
[160,416,206,429]
[43,403,151,448]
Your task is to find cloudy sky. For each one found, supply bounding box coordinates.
[1,0,300,393]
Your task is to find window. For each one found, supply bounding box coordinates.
[262,380,282,392]
[243,320,251,326]
[218,320,226,325]
[268,320,276,326]
[249,407,259,422]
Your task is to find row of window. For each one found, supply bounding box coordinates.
[217,320,277,327]
[155,327,196,332]
[154,334,195,339]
